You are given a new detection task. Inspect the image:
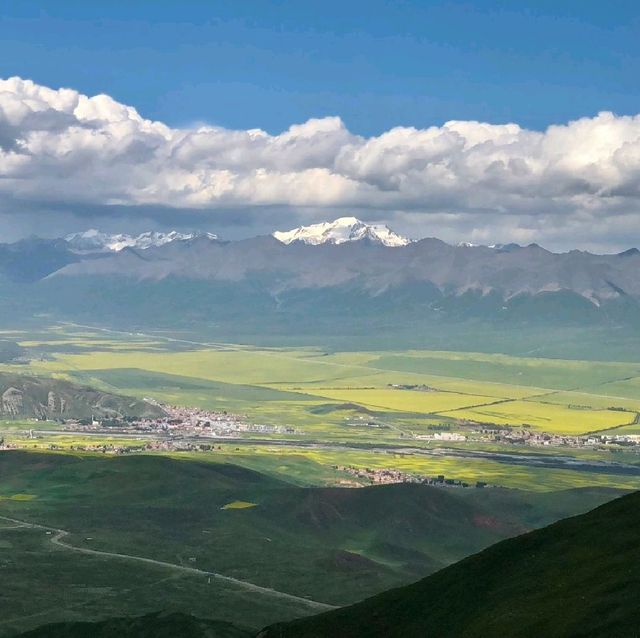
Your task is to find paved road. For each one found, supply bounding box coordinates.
[0,515,335,612]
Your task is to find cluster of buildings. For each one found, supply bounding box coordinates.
[39,441,223,454]
[67,403,297,439]
[483,428,640,448]
[415,431,467,442]
[336,465,488,489]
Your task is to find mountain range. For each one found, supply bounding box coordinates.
[65,229,219,253]
[1,217,640,349]
[7,217,640,304]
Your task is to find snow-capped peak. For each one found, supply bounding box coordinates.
[273,217,410,247]
[65,229,218,253]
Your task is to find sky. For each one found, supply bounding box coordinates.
[1,0,640,251]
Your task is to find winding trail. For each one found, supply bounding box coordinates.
[0,515,335,612]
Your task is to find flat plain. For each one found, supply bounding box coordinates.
[1,324,640,492]
[8,325,639,437]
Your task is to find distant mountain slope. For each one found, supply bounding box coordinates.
[260,490,640,638]
[0,340,25,363]
[0,237,77,282]
[2,220,640,341]
[49,226,640,304]
[0,372,165,419]
[15,612,250,638]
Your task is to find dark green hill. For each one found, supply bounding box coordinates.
[14,612,250,638]
[0,372,165,419]
[11,491,640,637]
[260,490,640,638]
[0,451,623,613]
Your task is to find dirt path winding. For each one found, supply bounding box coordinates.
[0,515,335,611]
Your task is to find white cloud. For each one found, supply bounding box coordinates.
[2,76,640,249]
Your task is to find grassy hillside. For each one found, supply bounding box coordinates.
[0,451,623,634]
[11,489,640,638]
[261,490,640,638]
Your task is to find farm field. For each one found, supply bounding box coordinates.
[369,351,640,391]
[529,391,640,412]
[295,388,498,414]
[441,400,637,434]
[589,377,640,401]
[7,324,639,436]
[204,446,640,492]
[2,324,640,492]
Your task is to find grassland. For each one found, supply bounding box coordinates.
[442,400,637,433]
[2,324,640,634]
[0,451,627,635]
[11,326,640,436]
[2,324,640,492]
[0,523,307,638]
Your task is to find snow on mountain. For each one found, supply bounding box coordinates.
[273,217,410,247]
[65,229,218,252]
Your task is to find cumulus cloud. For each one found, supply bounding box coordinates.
[1,76,640,250]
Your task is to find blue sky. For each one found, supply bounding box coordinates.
[2,0,639,135]
[2,1,640,250]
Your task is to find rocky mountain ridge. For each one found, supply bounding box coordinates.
[47,231,640,305]
[65,229,219,253]
[0,372,166,420]
[2,219,640,336]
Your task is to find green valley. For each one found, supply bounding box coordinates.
[0,451,624,636]
[1,324,640,635]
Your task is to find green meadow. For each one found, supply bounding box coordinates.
[2,324,640,491]
[2,326,640,633]
[11,325,640,434]
[0,450,627,635]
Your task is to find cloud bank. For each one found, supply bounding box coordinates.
[2,76,640,250]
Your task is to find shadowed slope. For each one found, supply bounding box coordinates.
[15,612,251,638]
[0,451,622,617]
[260,490,640,638]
